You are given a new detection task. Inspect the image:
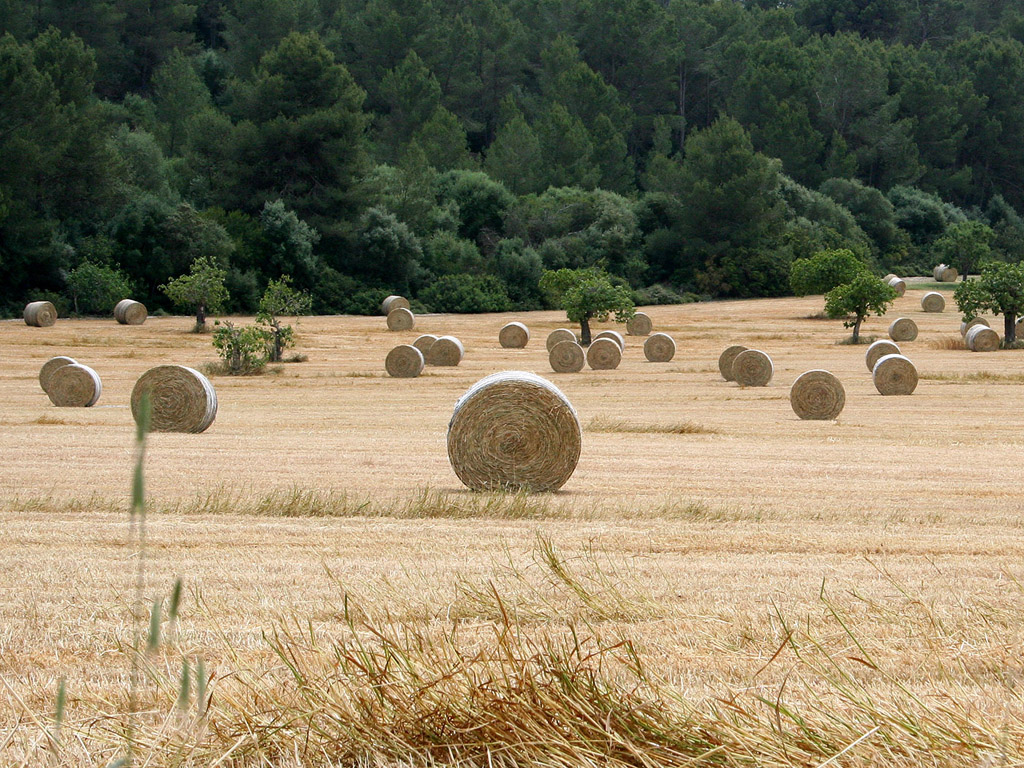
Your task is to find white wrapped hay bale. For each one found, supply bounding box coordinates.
[47,363,102,407]
[643,333,676,362]
[24,301,57,327]
[546,329,577,352]
[385,345,425,378]
[732,349,773,387]
[380,295,410,315]
[593,330,625,351]
[549,340,585,373]
[626,312,652,336]
[131,365,218,433]
[386,307,415,331]
[718,345,748,381]
[888,277,906,296]
[790,370,845,420]
[920,292,945,312]
[499,322,530,349]
[865,340,900,372]
[966,325,1000,352]
[888,317,918,342]
[872,354,918,396]
[426,336,464,366]
[114,299,148,325]
[39,356,77,394]
[586,338,622,370]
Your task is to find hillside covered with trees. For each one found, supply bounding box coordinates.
[3,0,1024,317]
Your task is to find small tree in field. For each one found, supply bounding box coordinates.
[789,248,868,296]
[934,220,995,281]
[160,256,229,331]
[257,276,312,362]
[824,272,898,343]
[954,262,1024,344]
[212,321,268,374]
[65,261,133,315]
[539,267,634,345]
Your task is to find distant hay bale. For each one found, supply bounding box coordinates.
[732,349,773,387]
[549,340,585,373]
[131,365,218,433]
[865,339,900,372]
[546,328,577,352]
[426,336,464,366]
[413,334,438,354]
[933,264,958,282]
[960,318,990,337]
[46,363,101,407]
[386,307,415,331]
[790,370,845,420]
[872,354,918,396]
[966,324,1000,352]
[884,274,898,282]
[385,344,425,378]
[626,312,652,336]
[380,295,410,315]
[920,292,945,312]
[114,299,147,325]
[586,338,622,370]
[887,277,906,296]
[643,332,676,362]
[718,345,748,381]
[447,371,581,492]
[39,356,77,394]
[24,301,57,327]
[888,317,918,341]
[499,321,530,348]
[593,330,625,351]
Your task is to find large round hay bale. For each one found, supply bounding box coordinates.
[888,277,906,296]
[586,338,622,370]
[39,356,77,394]
[546,328,577,352]
[593,330,625,351]
[966,324,1000,352]
[114,299,147,325]
[549,340,585,373]
[386,307,415,331]
[385,344,425,378]
[732,349,773,387]
[24,301,57,327]
[888,317,918,342]
[718,345,748,381]
[960,318,990,336]
[626,312,652,336]
[872,354,918,395]
[920,292,945,312]
[933,264,958,282]
[499,321,530,349]
[643,332,676,362]
[865,339,900,372]
[413,334,438,354]
[131,365,218,433]
[447,371,581,492]
[380,295,410,315]
[47,363,101,407]
[426,336,464,366]
[790,370,845,420]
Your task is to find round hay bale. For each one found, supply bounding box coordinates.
[732,349,773,387]
[920,292,945,312]
[643,332,676,362]
[413,334,438,354]
[586,338,622,370]
[499,321,530,349]
[386,307,415,331]
[24,301,57,327]
[115,299,147,325]
[960,317,990,336]
[790,370,845,420]
[546,328,577,352]
[131,365,218,433]
[593,330,625,351]
[865,339,900,372]
[888,317,918,342]
[966,324,1000,352]
[626,312,652,336]
[718,345,748,381]
[884,273,898,282]
[447,371,581,492]
[549,340,585,373]
[887,277,906,296]
[39,356,77,394]
[426,336,464,366]
[381,295,410,315]
[934,264,958,282]
[872,354,918,396]
[47,363,101,407]
[385,344,425,378]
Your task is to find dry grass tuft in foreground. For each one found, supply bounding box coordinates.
[586,415,717,435]
[928,335,967,350]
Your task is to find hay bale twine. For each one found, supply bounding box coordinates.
[39,356,77,394]
[24,301,57,327]
[865,339,900,372]
[626,312,652,336]
[447,371,581,492]
[549,340,585,373]
[888,317,918,342]
[115,299,147,325]
[499,321,530,349]
[790,370,845,420]
[380,295,410,315]
[385,344,425,378]
[732,349,773,387]
[47,363,102,407]
[887,277,906,296]
[426,336,464,366]
[386,307,415,331]
[718,345,748,381]
[960,317,990,336]
[413,334,438,354]
[966,324,1000,352]
[131,365,218,433]
[872,354,918,395]
[643,332,676,362]
[586,338,622,370]
[593,330,625,351]
[546,328,577,352]
[920,292,945,312]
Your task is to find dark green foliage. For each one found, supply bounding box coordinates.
[824,272,898,343]
[420,274,511,313]
[539,266,634,344]
[434,170,515,245]
[954,262,1024,342]
[65,261,134,315]
[933,220,995,280]
[790,248,869,296]
[212,320,267,374]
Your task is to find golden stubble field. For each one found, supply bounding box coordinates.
[3,286,1024,766]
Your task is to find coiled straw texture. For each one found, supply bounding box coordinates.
[872,354,918,396]
[386,307,415,331]
[24,301,57,327]
[933,264,958,282]
[718,345,748,381]
[131,365,218,433]
[381,295,410,315]
[920,292,945,312]
[888,317,918,342]
[39,356,77,394]
[47,363,101,407]
[888,277,906,296]
[960,318,989,337]
[426,336,464,366]
[549,340,585,373]
[385,345,425,378]
[966,325,1000,352]
[586,338,622,370]
[626,312,652,336]
[413,334,438,354]
[593,330,625,351]
[546,329,576,352]
[790,370,845,420]
[499,322,530,348]
[114,299,148,325]
[643,333,676,362]
[732,349,773,387]
[865,340,900,372]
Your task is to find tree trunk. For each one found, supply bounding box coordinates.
[1006,313,1016,345]
[580,315,593,346]
[196,304,207,328]
[852,316,862,344]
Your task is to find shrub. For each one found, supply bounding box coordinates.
[212,321,267,374]
[65,261,134,316]
[789,248,869,296]
[420,274,512,313]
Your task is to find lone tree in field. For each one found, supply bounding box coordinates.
[257,275,312,362]
[824,272,898,343]
[934,220,995,281]
[160,255,229,331]
[954,262,1024,344]
[539,267,634,345]
[789,248,869,296]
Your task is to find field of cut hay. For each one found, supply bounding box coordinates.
[3,287,1024,766]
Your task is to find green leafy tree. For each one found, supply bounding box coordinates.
[257,275,312,362]
[160,255,229,330]
[954,262,1024,344]
[65,261,133,315]
[419,274,511,313]
[824,272,898,343]
[539,267,635,345]
[212,320,267,374]
[933,220,996,281]
[790,249,869,296]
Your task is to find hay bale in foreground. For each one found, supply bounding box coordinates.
[872,354,918,395]
[593,330,625,351]
[888,277,906,296]
[426,336,464,366]
[888,317,918,342]
[39,356,77,394]
[413,334,438,354]
[865,340,900,372]
[24,301,57,327]
[549,340,585,373]
[966,325,1000,352]
[960,318,990,336]
[114,299,147,325]
[643,333,675,362]
[790,370,845,420]
[920,292,945,312]
[385,345,425,378]
[380,295,410,315]
[626,312,652,336]
[499,321,530,348]
[447,371,581,492]
[46,363,101,407]
[933,264,958,282]
[732,349,773,387]
[718,345,748,381]
[131,365,218,433]
[586,338,622,369]
[546,329,577,352]
[386,307,415,331]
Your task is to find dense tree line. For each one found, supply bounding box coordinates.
[3,0,1024,317]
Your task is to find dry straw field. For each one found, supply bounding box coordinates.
[4,285,1024,766]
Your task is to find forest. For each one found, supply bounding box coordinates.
[3,0,1024,317]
